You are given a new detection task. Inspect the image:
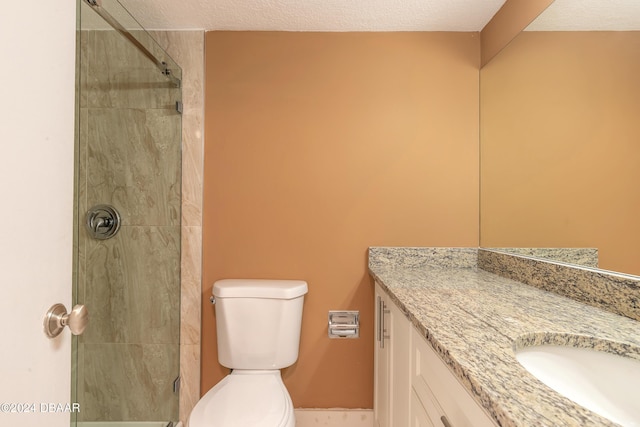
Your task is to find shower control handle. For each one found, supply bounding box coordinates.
[86,204,121,239]
[43,303,89,338]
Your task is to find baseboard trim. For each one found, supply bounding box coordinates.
[294,409,374,427]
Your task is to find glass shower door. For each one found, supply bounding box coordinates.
[74,0,182,425]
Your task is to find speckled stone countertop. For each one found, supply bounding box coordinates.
[369,247,640,427]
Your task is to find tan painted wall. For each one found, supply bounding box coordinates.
[202,31,480,408]
[480,32,640,276]
[480,0,553,67]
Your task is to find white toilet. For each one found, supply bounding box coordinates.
[189,279,308,427]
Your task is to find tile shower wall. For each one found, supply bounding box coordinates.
[150,31,205,425]
[78,29,182,421]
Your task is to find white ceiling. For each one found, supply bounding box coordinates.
[116,0,507,31]
[526,0,640,31]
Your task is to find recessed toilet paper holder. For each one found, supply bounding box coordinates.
[328,310,359,339]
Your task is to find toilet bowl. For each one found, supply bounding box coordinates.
[188,279,307,427]
[189,371,294,427]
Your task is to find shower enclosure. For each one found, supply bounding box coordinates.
[74,0,182,426]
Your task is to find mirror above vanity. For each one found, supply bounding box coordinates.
[480,0,640,276]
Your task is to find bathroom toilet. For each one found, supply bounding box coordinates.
[189,279,308,427]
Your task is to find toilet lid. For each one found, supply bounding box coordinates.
[190,372,292,427]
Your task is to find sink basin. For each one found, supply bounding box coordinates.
[515,343,640,426]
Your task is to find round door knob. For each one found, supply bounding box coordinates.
[64,304,89,335]
[44,303,89,338]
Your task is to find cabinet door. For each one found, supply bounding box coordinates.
[374,283,411,427]
[374,286,391,427]
[389,291,411,426]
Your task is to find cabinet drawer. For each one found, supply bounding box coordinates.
[412,369,445,426]
[411,390,438,427]
[411,327,496,427]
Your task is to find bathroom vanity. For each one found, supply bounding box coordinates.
[369,247,640,427]
[374,282,495,427]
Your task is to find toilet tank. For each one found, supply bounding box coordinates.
[213,279,308,370]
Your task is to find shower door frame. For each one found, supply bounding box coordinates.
[73,0,183,425]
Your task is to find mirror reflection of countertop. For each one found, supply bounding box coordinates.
[368,247,640,427]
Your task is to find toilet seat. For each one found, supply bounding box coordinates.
[189,370,294,427]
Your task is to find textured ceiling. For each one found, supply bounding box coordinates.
[527,0,640,31]
[116,0,507,31]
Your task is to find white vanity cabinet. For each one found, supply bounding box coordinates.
[374,283,411,427]
[374,282,496,427]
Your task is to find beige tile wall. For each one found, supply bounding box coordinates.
[78,29,182,422]
[77,26,203,423]
[151,31,205,425]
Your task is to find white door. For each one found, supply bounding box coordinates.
[0,2,77,427]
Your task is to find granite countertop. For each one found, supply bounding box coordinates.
[369,247,640,427]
